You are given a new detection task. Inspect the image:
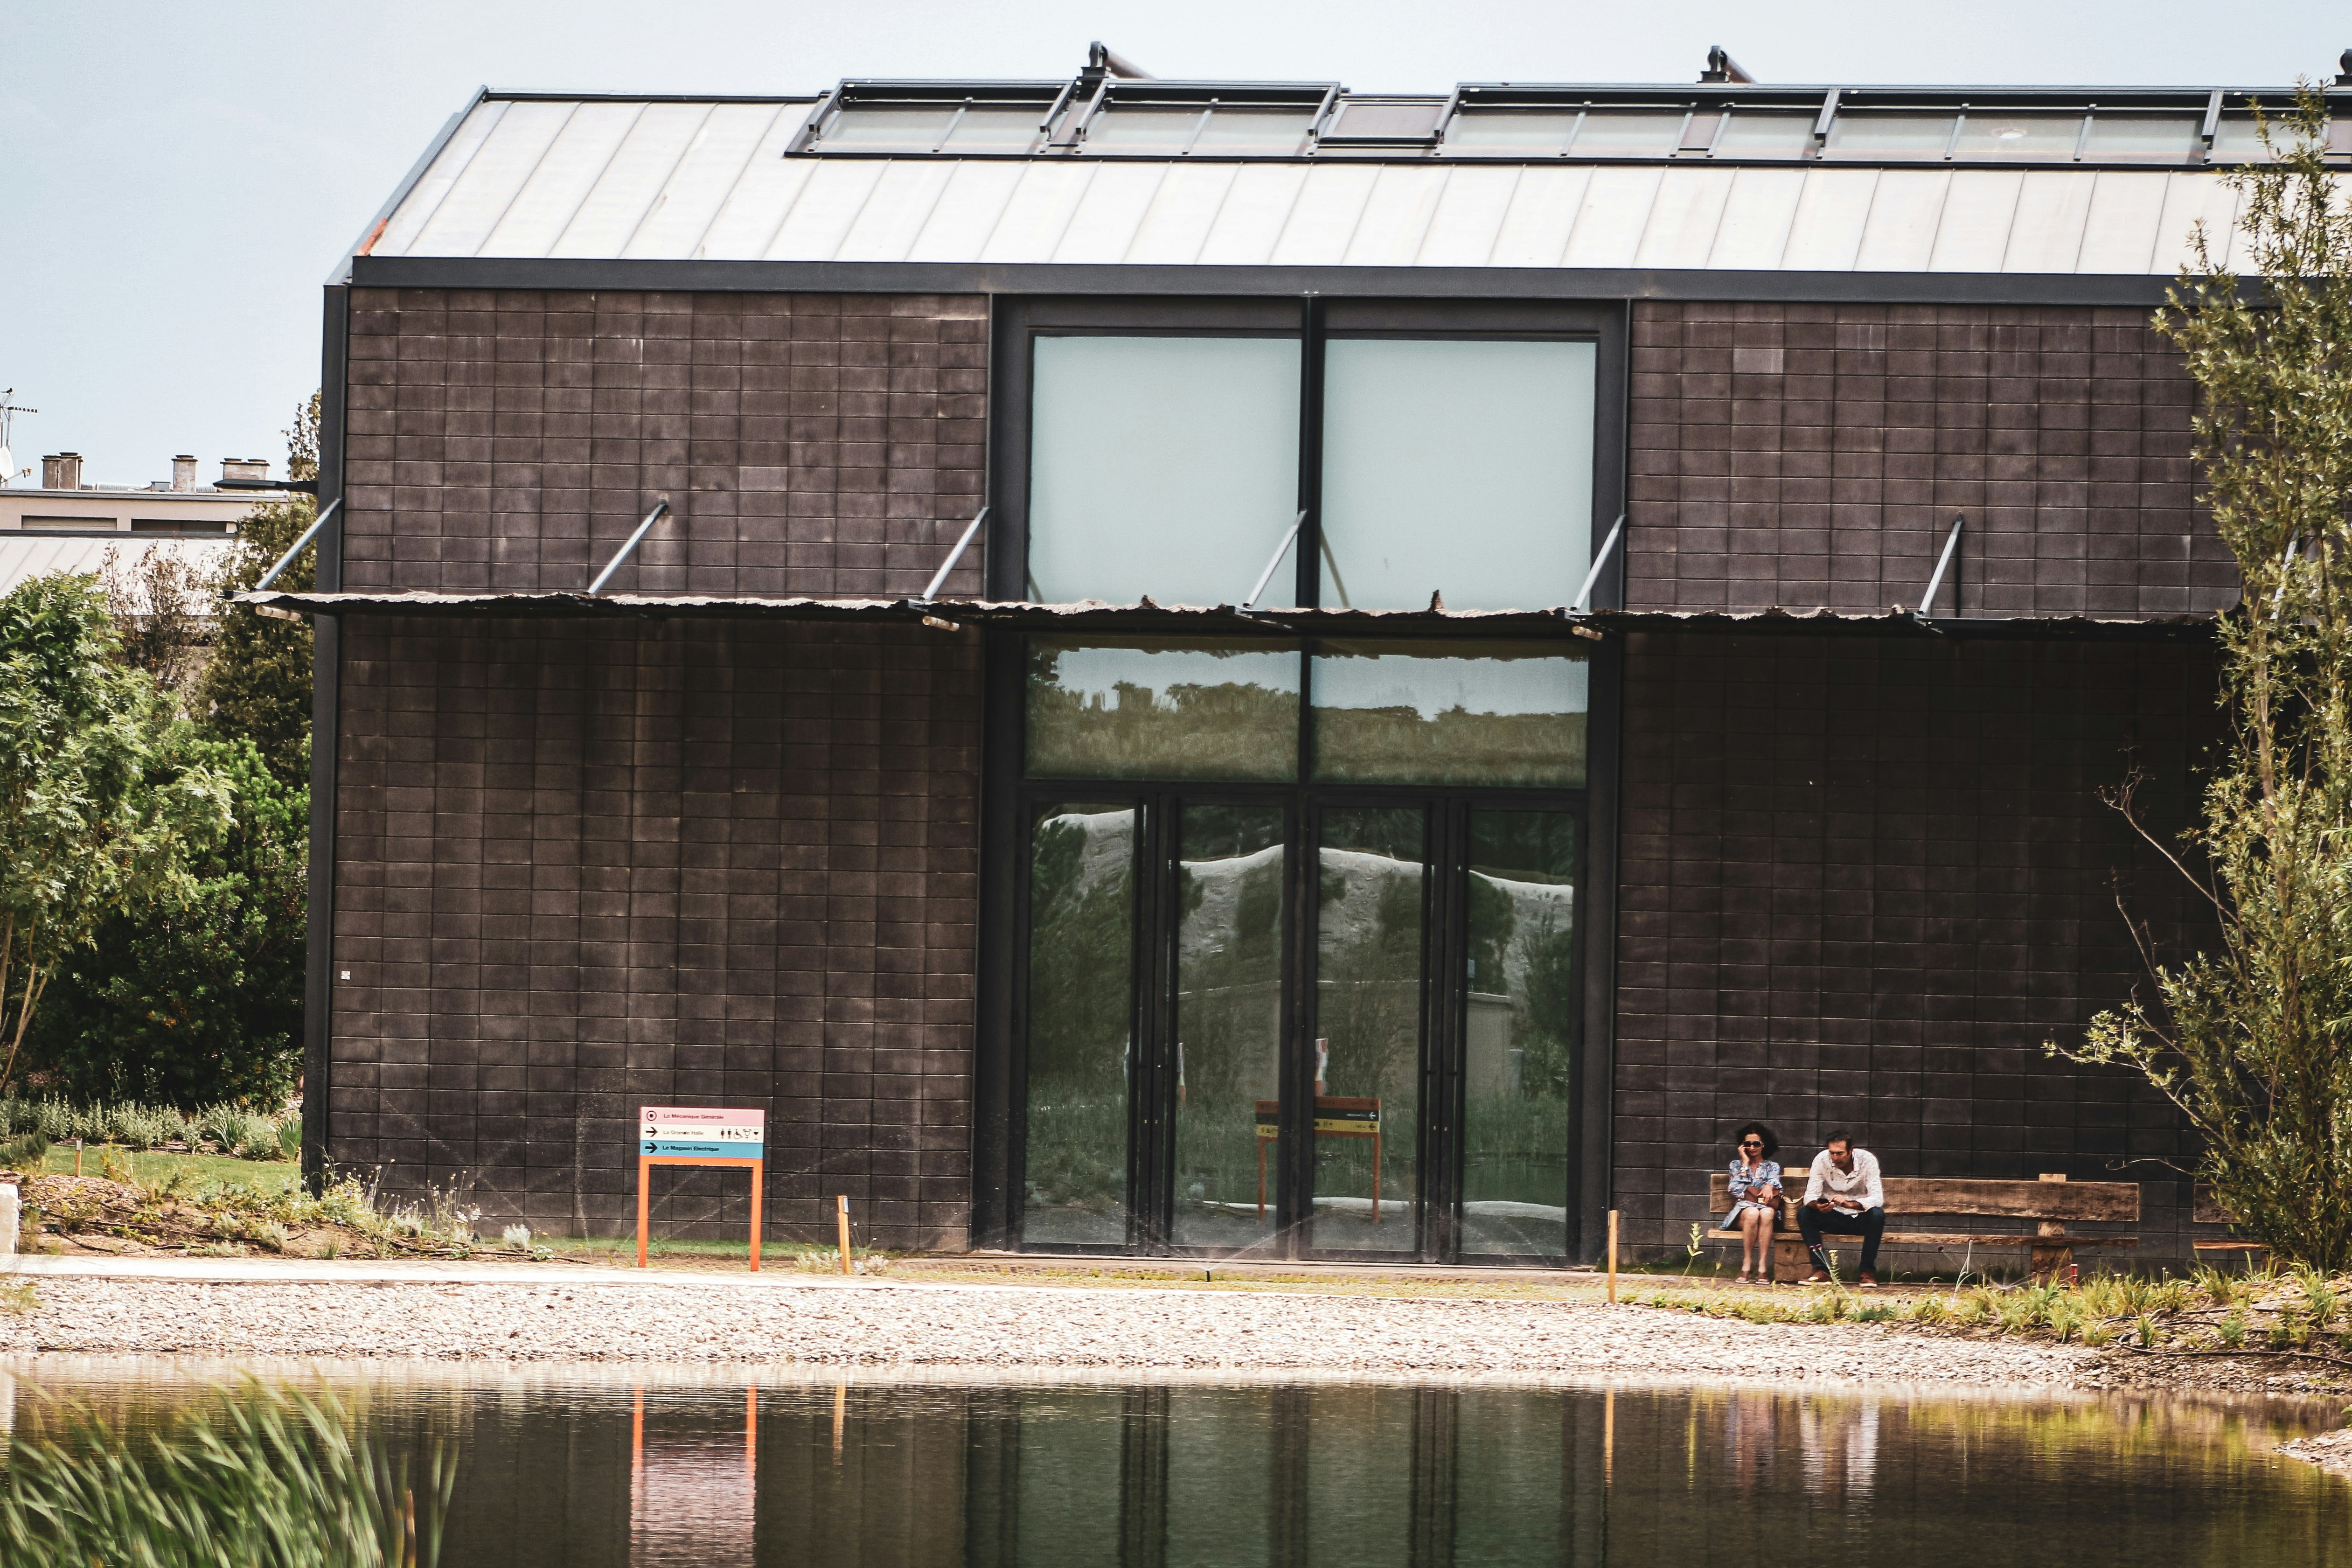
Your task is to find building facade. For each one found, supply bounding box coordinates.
[283,63,2305,1265]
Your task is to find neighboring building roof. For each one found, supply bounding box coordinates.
[0,536,234,600]
[356,80,2347,276]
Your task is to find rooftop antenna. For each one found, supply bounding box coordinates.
[1700,45,1754,84]
[0,390,35,488]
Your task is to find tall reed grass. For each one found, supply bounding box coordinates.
[0,1383,452,1567]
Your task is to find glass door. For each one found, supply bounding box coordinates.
[1017,794,1582,1262]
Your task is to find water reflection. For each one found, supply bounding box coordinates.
[3,1363,2341,1568]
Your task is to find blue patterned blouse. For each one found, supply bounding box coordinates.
[1726,1158,1783,1218]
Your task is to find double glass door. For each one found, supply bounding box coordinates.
[1019,794,1581,1264]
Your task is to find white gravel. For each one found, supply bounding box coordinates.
[0,1275,2102,1386]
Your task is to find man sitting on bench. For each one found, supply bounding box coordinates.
[1799,1132,1883,1288]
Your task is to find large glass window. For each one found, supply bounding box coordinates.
[1022,802,1138,1248]
[1462,810,1577,1259]
[1027,335,1301,607]
[1311,641,1588,787]
[1319,339,1595,612]
[1026,638,1301,781]
[1172,805,1288,1250]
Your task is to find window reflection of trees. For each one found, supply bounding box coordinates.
[1315,809,1426,1236]
[1023,808,1135,1236]
[1173,808,1285,1242]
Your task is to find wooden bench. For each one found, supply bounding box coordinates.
[2189,1185,2271,1263]
[1706,1172,2140,1283]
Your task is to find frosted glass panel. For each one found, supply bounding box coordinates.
[1030,336,1302,606]
[1319,339,1595,612]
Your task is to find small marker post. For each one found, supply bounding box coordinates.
[836,1195,852,1275]
[1607,1209,1620,1303]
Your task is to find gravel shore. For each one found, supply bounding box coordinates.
[0,1274,2103,1386]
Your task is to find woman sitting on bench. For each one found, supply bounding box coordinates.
[1725,1122,1783,1285]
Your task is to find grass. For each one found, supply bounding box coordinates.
[37,1143,303,1197]
[548,1234,887,1272]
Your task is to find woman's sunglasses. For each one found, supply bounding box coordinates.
[1740,1140,1763,1148]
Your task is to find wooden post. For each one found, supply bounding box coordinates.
[2032,1173,2071,1281]
[1607,1209,1620,1303]
[836,1194,853,1275]
[637,1156,651,1268]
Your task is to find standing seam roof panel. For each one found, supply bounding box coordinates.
[1779,168,1878,270]
[1053,162,1169,263]
[979,163,1098,263]
[2002,171,2098,272]
[409,100,579,258]
[1196,164,1311,265]
[1269,165,1380,265]
[373,99,508,258]
[1344,166,1450,265]
[1854,169,1951,271]
[480,101,643,257]
[2150,171,2244,275]
[907,161,1030,262]
[1561,167,1664,268]
[1488,166,1590,267]
[2076,173,2172,275]
[838,160,959,260]
[619,104,784,259]
[1704,167,1805,269]
[1928,170,2025,272]
[1127,163,1242,264]
[694,127,815,259]
[765,159,889,260]
[1415,165,1519,267]
[552,103,716,258]
[1633,166,1734,269]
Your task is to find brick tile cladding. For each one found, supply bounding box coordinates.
[343,289,987,598]
[1627,302,2238,616]
[332,289,986,1249]
[1614,632,2220,1256]
[334,617,980,1249]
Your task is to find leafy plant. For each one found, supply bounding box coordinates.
[198,395,319,788]
[2050,89,2352,1273]
[0,1382,451,1568]
[0,575,233,1090]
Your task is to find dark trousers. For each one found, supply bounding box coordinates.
[1797,1205,1885,1275]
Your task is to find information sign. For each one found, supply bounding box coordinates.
[636,1105,767,1271]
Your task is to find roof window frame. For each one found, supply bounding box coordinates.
[792,79,1068,155]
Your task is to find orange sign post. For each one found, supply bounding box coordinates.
[637,1106,766,1271]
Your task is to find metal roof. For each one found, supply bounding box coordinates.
[0,537,233,600]
[354,82,2348,276]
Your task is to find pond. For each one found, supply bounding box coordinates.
[2,1360,2341,1566]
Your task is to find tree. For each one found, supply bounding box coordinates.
[0,575,232,1090]
[198,393,318,786]
[22,736,306,1105]
[2050,87,2352,1269]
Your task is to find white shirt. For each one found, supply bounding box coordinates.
[1802,1147,1883,1211]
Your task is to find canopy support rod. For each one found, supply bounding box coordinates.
[588,498,672,595]
[919,506,990,602]
[253,498,341,592]
[1919,514,1964,615]
[1245,512,1308,610]
[1571,515,1626,613]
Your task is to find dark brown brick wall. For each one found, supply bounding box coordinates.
[1612,631,2221,1257]
[328,615,982,1250]
[342,289,988,599]
[1627,302,2237,618]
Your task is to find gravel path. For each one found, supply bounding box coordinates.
[0,1275,2100,1386]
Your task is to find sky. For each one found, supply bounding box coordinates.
[2,0,2347,487]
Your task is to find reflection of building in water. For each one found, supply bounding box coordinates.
[632,1388,756,1568]
[1800,1397,1879,1504]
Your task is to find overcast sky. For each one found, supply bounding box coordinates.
[3,0,2346,486]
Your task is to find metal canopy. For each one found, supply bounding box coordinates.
[238,589,2217,641]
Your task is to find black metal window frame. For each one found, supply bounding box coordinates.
[987,295,1629,612]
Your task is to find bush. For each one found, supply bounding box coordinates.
[21,737,305,1108]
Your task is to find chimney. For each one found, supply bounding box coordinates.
[221,457,268,485]
[172,454,197,492]
[43,453,82,490]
